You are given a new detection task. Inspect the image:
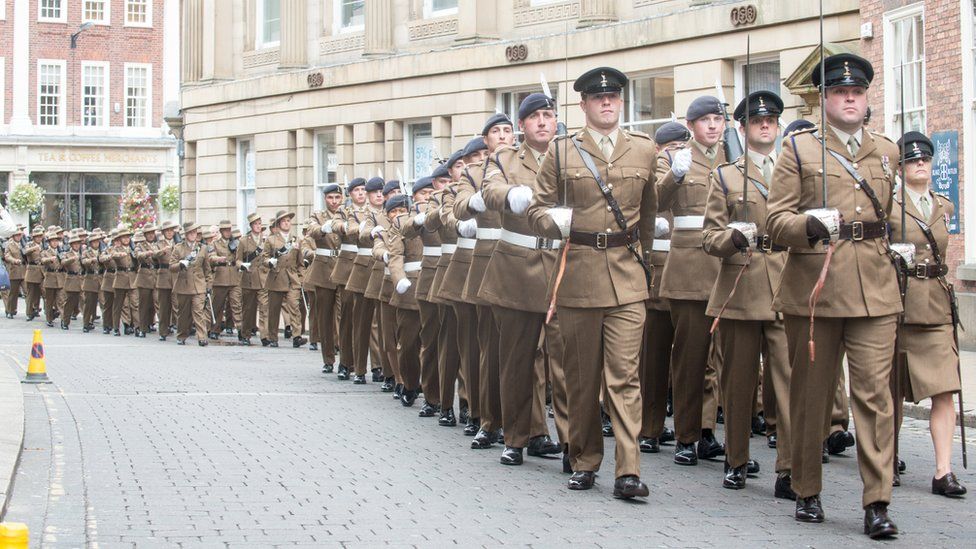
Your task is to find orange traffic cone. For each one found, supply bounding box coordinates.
[22,329,51,384]
[0,522,29,548]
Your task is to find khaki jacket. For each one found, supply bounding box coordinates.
[890,192,954,326]
[61,250,83,292]
[112,246,136,290]
[365,213,393,301]
[766,126,901,318]
[346,206,381,293]
[388,213,424,311]
[329,204,365,287]
[81,247,102,292]
[99,247,117,292]
[4,239,26,280]
[436,182,471,303]
[24,241,44,284]
[263,233,302,292]
[425,186,458,304]
[702,157,786,321]
[401,202,438,302]
[154,238,176,290]
[455,161,501,305]
[134,241,159,289]
[209,238,238,287]
[169,241,209,295]
[306,209,342,290]
[526,128,658,308]
[236,232,266,290]
[40,248,62,289]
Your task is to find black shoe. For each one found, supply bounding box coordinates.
[240,337,251,346]
[463,418,480,436]
[471,429,499,449]
[697,430,724,460]
[60,323,69,330]
[336,365,350,381]
[438,409,457,427]
[102,327,111,334]
[613,475,649,499]
[418,401,439,417]
[309,343,318,351]
[674,442,698,466]
[500,446,523,466]
[159,335,167,341]
[863,502,898,539]
[568,471,596,490]
[892,471,901,487]
[775,473,797,500]
[82,325,91,333]
[224,327,234,336]
[527,435,561,456]
[795,495,825,523]
[897,457,906,473]
[601,407,614,437]
[393,383,403,399]
[135,330,146,338]
[207,332,219,340]
[46,321,55,327]
[716,407,724,425]
[283,325,292,339]
[292,336,307,348]
[751,414,767,436]
[458,406,470,425]
[723,462,746,490]
[113,329,121,336]
[659,426,675,444]
[352,375,366,384]
[322,363,334,374]
[767,433,778,449]
[380,377,394,392]
[746,459,760,476]
[400,389,417,407]
[261,338,271,347]
[639,437,660,453]
[932,472,968,497]
[826,430,855,455]
[177,339,186,346]
[822,442,830,464]
[198,340,208,347]
[268,340,278,348]
[371,368,384,382]
[562,453,573,474]
[123,324,133,335]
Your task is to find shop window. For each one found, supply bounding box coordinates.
[622,74,675,136]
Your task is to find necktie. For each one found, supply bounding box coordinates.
[704,146,716,161]
[599,136,613,160]
[762,158,773,183]
[920,195,931,220]
[847,136,859,157]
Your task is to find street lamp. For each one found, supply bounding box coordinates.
[70,22,94,49]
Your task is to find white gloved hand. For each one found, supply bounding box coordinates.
[179,259,189,269]
[413,212,427,226]
[654,217,670,238]
[322,222,334,234]
[370,225,385,238]
[468,191,487,213]
[383,251,389,264]
[506,185,533,215]
[267,257,278,268]
[358,220,366,234]
[239,262,251,272]
[670,148,693,179]
[457,218,478,238]
[547,207,573,238]
[395,278,412,295]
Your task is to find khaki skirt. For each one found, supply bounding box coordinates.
[897,323,961,403]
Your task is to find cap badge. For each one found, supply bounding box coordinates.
[600,72,608,88]
[843,61,851,77]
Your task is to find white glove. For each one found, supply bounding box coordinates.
[370,225,385,238]
[547,207,573,238]
[507,186,533,215]
[267,257,278,268]
[670,148,693,179]
[413,212,427,226]
[395,278,412,295]
[239,262,251,272]
[179,259,189,269]
[654,217,670,238]
[468,191,487,213]
[358,220,366,233]
[457,219,478,238]
[322,222,333,234]
[382,251,389,264]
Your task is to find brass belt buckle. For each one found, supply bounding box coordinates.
[915,264,928,279]
[536,237,550,250]
[596,233,608,249]
[851,221,864,241]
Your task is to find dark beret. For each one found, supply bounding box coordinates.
[686,95,724,121]
[430,163,450,179]
[382,180,400,196]
[482,113,513,136]
[783,119,815,137]
[518,93,556,120]
[321,183,341,195]
[412,176,434,194]
[365,177,385,192]
[462,136,487,157]
[346,177,366,192]
[654,122,691,145]
[384,194,409,213]
[446,149,465,168]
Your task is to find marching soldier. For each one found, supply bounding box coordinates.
[387,191,424,406]
[59,233,84,330]
[299,223,317,350]
[81,230,104,332]
[237,213,266,345]
[99,230,118,334]
[39,230,63,327]
[170,222,210,346]
[346,178,385,382]
[367,182,403,391]
[22,226,45,321]
[133,225,159,338]
[208,220,238,340]
[657,94,728,466]
[702,90,791,494]
[4,227,25,318]
[766,53,900,538]
[111,227,136,336]
[527,67,656,499]
[307,185,344,371]
[889,131,967,498]
[263,210,305,348]
[155,221,179,341]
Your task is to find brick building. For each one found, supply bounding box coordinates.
[0,0,180,230]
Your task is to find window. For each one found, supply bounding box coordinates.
[82,1,109,24]
[622,74,674,135]
[424,0,457,18]
[498,89,559,137]
[37,61,65,127]
[256,0,280,48]
[81,62,109,127]
[734,58,781,100]
[125,0,151,26]
[314,130,338,211]
[124,64,151,127]
[39,0,64,21]
[884,6,926,134]
[336,0,365,32]
[237,139,257,230]
[404,122,433,191]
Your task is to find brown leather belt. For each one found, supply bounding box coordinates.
[568,226,639,250]
[757,234,787,253]
[904,263,948,279]
[838,221,887,241]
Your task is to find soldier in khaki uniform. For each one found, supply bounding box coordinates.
[888,131,966,497]
[4,227,26,318]
[366,182,401,390]
[299,224,317,349]
[59,233,84,330]
[346,178,385,382]
[657,94,728,466]
[325,178,368,379]
[237,213,267,345]
[110,227,136,336]
[81,230,104,332]
[481,93,565,467]
[133,225,159,338]
[307,184,344,370]
[386,192,424,406]
[208,220,238,340]
[22,226,45,321]
[766,53,900,538]
[263,210,305,348]
[170,222,210,346]
[527,67,656,499]
[98,230,118,334]
[39,231,63,327]
[154,221,179,341]
[702,91,792,494]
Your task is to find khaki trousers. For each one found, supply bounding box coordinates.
[369,305,382,370]
[101,289,115,330]
[306,290,318,344]
[395,308,422,391]
[476,304,502,432]
[558,302,645,478]
[62,291,80,327]
[669,299,714,444]
[211,285,233,333]
[43,287,60,323]
[282,287,302,336]
[112,288,131,331]
[229,286,243,331]
[785,314,897,507]
[25,281,42,318]
[640,308,674,439]
[380,301,399,380]
[350,291,373,376]
[703,341,721,430]
[157,289,173,337]
[544,316,569,446]
[138,287,156,333]
[418,300,441,405]
[241,287,261,339]
[82,290,99,327]
[830,369,851,434]
[337,287,356,368]
[267,289,293,343]
[176,293,208,341]
[437,304,461,411]
[5,279,22,315]
[454,302,479,418]
[314,286,338,365]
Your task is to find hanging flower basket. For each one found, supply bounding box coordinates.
[117,179,158,230]
[159,184,180,213]
[8,182,44,214]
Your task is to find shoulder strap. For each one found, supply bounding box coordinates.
[716,167,729,195]
[822,145,887,221]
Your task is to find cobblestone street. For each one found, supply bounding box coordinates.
[0,320,973,548]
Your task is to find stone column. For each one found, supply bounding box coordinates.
[182,0,203,83]
[279,0,308,68]
[363,0,394,57]
[577,0,617,28]
[10,0,32,134]
[455,0,496,45]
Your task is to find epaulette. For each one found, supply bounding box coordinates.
[788,126,819,138]
[495,144,519,155]
[934,192,951,203]
[869,130,896,145]
[713,163,735,195]
[626,129,653,141]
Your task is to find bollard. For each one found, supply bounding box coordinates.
[22,329,51,384]
[0,522,28,549]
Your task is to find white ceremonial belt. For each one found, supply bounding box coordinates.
[673,216,705,229]
[476,228,502,240]
[356,247,372,256]
[314,248,337,257]
[340,243,359,253]
[423,246,442,257]
[652,239,671,252]
[441,244,457,254]
[384,267,390,276]
[404,261,422,273]
[500,229,562,250]
[456,238,477,249]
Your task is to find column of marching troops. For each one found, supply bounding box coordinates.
[0,53,968,538]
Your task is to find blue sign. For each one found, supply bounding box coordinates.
[931,131,960,234]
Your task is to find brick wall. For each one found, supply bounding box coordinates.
[861,0,967,288]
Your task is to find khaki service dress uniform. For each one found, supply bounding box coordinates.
[307,209,342,368]
[40,245,63,324]
[59,246,83,328]
[81,240,103,329]
[134,236,159,334]
[387,213,425,395]
[170,240,210,342]
[4,238,26,316]
[237,231,267,340]
[263,228,303,344]
[23,236,44,319]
